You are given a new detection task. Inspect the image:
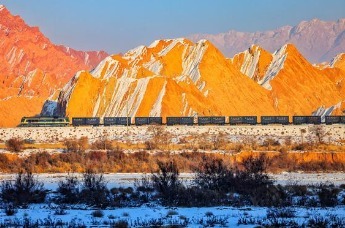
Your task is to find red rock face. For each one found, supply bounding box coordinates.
[0,5,108,127]
[189,18,345,63]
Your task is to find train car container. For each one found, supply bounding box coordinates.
[103,117,117,126]
[72,117,86,126]
[85,117,100,126]
[261,116,289,125]
[293,116,321,125]
[135,117,149,126]
[230,116,257,125]
[325,116,340,125]
[180,117,194,125]
[198,116,212,125]
[166,117,181,126]
[211,116,226,125]
[148,117,162,125]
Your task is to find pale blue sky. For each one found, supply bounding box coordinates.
[2,0,345,54]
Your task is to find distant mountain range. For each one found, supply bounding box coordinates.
[189,18,345,63]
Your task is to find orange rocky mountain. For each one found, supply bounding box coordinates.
[53,38,345,122]
[0,5,108,127]
[231,45,345,116]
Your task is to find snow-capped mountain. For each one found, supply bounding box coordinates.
[0,5,108,127]
[189,18,345,63]
[52,39,345,121]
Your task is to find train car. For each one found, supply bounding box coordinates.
[166,117,180,126]
[72,117,86,126]
[325,116,340,125]
[116,117,131,126]
[20,116,70,127]
[211,116,226,125]
[72,117,100,126]
[198,116,212,125]
[135,117,149,126]
[293,116,321,125]
[325,116,345,125]
[104,117,131,126]
[148,117,162,125]
[180,117,194,126]
[229,116,257,125]
[261,116,289,125]
[85,117,100,126]
[103,117,117,126]
[166,117,194,126]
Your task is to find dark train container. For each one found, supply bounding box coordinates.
[148,117,162,125]
[180,117,194,125]
[103,117,117,126]
[307,116,321,125]
[135,117,149,126]
[198,116,212,125]
[72,117,86,126]
[116,117,131,126]
[166,117,181,126]
[261,116,289,125]
[276,116,289,125]
[229,116,244,125]
[261,116,275,125]
[292,116,307,125]
[325,116,341,125]
[340,116,345,124]
[293,116,321,125]
[85,117,100,126]
[211,116,226,125]
[243,116,257,125]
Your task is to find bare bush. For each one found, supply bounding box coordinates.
[91,139,113,150]
[0,171,47,206]
[5,138,24,152]
[64,137,89,152]
[145,125,171,150]
[152,160,181,206]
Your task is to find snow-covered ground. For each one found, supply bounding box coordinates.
[0,124,344,144]
[0,172,344,189]
[0,172,344,226]
[1,205,344,227]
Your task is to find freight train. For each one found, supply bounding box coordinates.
[18,115,345,127]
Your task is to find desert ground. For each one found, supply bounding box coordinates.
[0,124,344,144]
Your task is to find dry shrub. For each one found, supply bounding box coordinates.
[5,138,24,152]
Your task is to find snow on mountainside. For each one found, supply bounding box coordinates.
[189,18,345,63]
[53,38,345,121]
[232,43,345,116]
[0,5,108,127]
[55,38,278,119]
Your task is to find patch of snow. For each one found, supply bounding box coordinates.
[312,102,342,122]
[91,56,119,79]
[158,38,185,56]
[143,55,163,75]
[259,45,288,90]
[123,45,146,61]
[0,5,4,11]
[240,47,261,78]
[148,40,160,48]
[6,46,17,67]
[150,80,167,116]
[181,39,207,85]
[330,53,344,68]
[92,95,101,117]
[84,52,90,65]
